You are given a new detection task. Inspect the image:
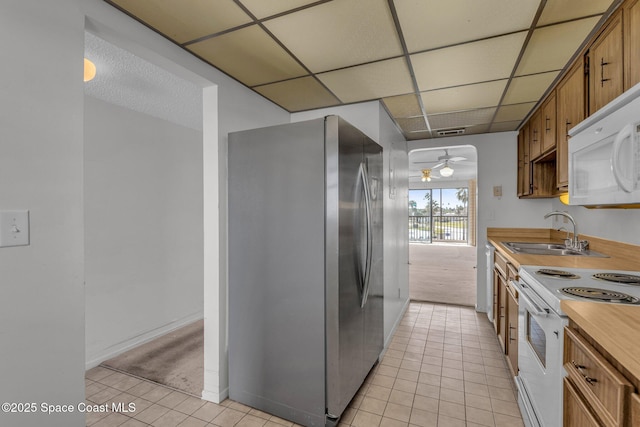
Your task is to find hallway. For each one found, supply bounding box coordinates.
[410,244,477,307]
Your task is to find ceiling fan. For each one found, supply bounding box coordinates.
[415,149,467,177]
[409,168,441,182]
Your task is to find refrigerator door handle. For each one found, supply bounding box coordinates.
[358,162,373,307]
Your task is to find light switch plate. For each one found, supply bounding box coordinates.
[0,210,30,247]
[493,185,503,197]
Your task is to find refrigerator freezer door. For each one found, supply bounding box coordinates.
[325,116,383,420]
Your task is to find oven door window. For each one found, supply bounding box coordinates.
[527,312,546,367]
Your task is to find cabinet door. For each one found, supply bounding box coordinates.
[492,269,499,333]
[517,129,525,196]
[521,123,532,196]
[541,92,556,154]
[625,0,640,89]
[564,378,601,427]
[506,286,518,376]
[529,111,542,160]
[589,12,623,114]
[496,273,507,354]
[556,61,585,189]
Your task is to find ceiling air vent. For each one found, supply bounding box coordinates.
[436,128,466,136]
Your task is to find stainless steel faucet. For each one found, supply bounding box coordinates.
[544,211,589,251]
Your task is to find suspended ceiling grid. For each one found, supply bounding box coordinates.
[103,0,619,140]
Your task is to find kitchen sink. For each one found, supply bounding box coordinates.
[501,241,609,257]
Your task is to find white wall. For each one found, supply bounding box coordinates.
[408,132,553,312]
[549,200,640,245]
[84,96,204,366]
[292,102,411,345]
[0,1,85,426]
[378,104,411,344]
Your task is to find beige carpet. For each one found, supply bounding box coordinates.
[101,320,203,396]
[410,243,477,307]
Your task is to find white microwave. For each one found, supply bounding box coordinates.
[568,83,640,206]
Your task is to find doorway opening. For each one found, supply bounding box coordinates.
[408,146,478,307]
[83,29,217,399]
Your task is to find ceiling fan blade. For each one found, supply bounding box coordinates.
[448,156,467,162]
[432,162,445,169]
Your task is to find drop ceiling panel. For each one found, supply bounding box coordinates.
[494,102,536,122]
[382,94,423,118]
[264,0,403,72]
[396,0,538,53]
[421,80,508,114]
[538,0,614,26]
[411,32,527,91]
[317,58,414,104]
[407,131,431,140]
[491,120,521,132]
[108,0,252,43]
[516,18,601,76]
[239,0,322,19]
[428,107,496,130]
[188,25,307,87]
[396,117,429,133]
[502,71,559,105]
[254,77,340,111]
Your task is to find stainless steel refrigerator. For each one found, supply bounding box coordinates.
[228,116,384,427]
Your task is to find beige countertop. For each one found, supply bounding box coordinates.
[487,227,640,271]
[561,300,640,382]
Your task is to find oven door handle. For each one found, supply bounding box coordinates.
[518,284,549,317]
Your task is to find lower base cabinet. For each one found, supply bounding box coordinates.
[564,378,601,427]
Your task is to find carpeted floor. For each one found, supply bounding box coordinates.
[409,243,477,306]
[101,319,204,396]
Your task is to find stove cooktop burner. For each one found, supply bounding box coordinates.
[560,287,640,304]
[593,272,640,285]
[536,269,580,279]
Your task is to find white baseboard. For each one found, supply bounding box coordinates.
[85,311,204,370]
[202,387,228,404]
[384,297,410,351]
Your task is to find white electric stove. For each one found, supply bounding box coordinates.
[514,266,640,427]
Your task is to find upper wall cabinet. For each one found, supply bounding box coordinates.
[624,0,640,89]
[588,10,624,114]
[556,61,586,189]
[541,92,556,154]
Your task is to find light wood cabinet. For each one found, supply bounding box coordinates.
[589,11,624,114]
[564,326,633,426]
[493,251,508,352]
[624,0,640,89]
[556,61,585,189]
[631,393,640,426]
[518,124,532,196]
[541,92,557,154]
[564,377,601,427]
[506,279,518,376]
[529,110,542,160]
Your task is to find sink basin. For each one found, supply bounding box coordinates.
[501,242,608,257]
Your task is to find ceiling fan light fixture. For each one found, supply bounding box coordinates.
[421,169,432,182]
[439,164,454,177]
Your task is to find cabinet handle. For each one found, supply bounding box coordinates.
[545,117,551,132]
[601,58,611,87]
[509,325,517,342]
[572,360,598,386]
[565,120,571,137]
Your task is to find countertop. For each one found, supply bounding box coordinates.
[560,300,640,382]
[487,227,640,271]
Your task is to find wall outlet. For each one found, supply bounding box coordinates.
[0,210,30,247]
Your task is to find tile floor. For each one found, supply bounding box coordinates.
[85,302,523,427]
